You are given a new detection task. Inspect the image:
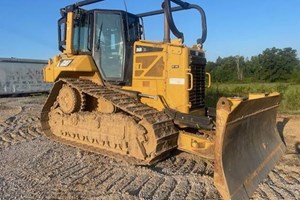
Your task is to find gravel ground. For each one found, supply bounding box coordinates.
[0,96,299,200]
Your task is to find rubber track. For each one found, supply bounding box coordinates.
[41,78,178,165]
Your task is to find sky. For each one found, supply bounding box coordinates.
[0,0,299,61]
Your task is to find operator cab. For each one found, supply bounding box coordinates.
[58,1,207,86]
[58,8,141,85]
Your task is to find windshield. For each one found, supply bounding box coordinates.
[95,13,124,80]
[58,11,91,53]
[73,13,90,53]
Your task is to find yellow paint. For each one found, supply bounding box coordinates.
[177,131,214,159]
[248,92,280,99]
[206,72,211,88]
[43,54,102,85]
[64,12,74,55]
[123,40,201,114]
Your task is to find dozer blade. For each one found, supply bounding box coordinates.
[214,93,285,200]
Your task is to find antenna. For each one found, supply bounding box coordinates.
[123,0,128,12]
[123,0,130,40]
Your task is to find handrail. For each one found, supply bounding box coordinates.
[137,2,207,45]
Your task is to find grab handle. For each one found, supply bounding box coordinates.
[187,72,193,91]
[206,72,211,88]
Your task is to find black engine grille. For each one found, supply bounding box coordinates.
[189,53,206,110]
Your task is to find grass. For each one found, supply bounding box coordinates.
[205,83,300,114]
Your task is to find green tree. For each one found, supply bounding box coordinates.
[206,61,217,73]
[208,56,246,82]
[244,56,261,82]
[257,47,298,82]
[289,57,300,83]
[206,47,299,83]
[214,56,237,82]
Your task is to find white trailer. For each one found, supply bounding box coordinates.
[0,58,52,95]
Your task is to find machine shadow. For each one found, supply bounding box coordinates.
[276,117,289,145]
[295,142,300,154]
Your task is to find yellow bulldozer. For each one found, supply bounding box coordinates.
[41,0,286,199]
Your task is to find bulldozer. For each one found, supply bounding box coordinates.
[41,0,286,199]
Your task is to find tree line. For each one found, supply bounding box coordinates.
[206,47,300,83]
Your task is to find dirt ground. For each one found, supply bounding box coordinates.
[0,96,299,200]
